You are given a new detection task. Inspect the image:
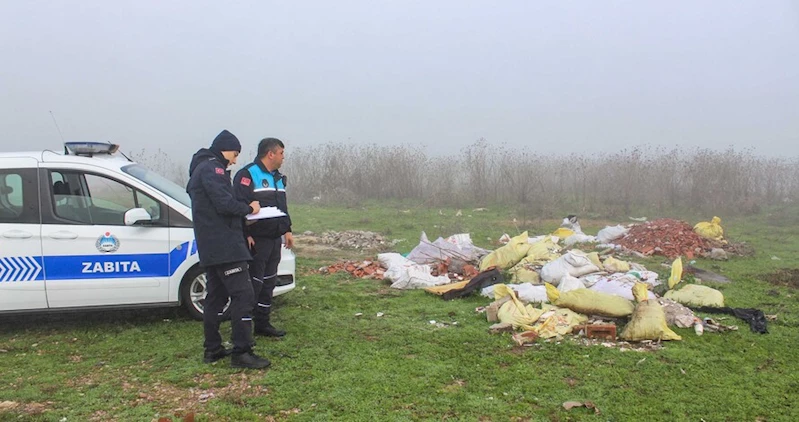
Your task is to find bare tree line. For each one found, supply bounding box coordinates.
[133,140,799,216]
[129,148,189,188]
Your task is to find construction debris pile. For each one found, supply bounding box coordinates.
[607,217,753,260]
[614,218,709,259]
[298,230,398,251]
[318,215,766,348]
[320,260,385,279]
[321,232,486,285]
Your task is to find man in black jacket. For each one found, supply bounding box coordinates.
[186,130,271,369]
[233,138,293,337]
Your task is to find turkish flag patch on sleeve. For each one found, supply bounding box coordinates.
[215,167,225,175]
[241,177,251,186]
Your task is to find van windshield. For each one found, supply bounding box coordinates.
[121,164,191,208]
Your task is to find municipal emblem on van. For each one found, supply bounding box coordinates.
[96,232,120,253]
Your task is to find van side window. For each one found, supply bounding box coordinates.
[50,171,165,225]
[0,170,38,224]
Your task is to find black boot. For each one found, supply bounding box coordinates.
[255,320,286,337]
[231,351,271,369]
[203,347,232,364]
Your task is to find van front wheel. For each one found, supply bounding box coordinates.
[180,267,230,321]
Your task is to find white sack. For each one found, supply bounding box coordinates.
[564,234,597,247]
[481,283,549,304]
[378,253,450,289]
[588,275,657,301]
[557,275,586,293]
[539,250,601,285]
[596,225,629,244]
[406,232,489,265]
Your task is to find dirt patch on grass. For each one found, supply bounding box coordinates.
[121,372,269,414]
[764,268,799,289]
[293,243,341,255]
[365,287,402,298]
[441,379,467,393]
[296,230,397,252]
[63,370,270,420]
[508,345,531,355]
[0,400,53,416]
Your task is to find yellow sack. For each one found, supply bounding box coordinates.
[620,283,682,341]
[480,231,532,271]
[694,216,724,241]
[603,256,631,273]
[525,238,562,263]
[493,283,516,300]
[551,227,575,240]
[668,257,683,289]
[664,284,725,308]
[509,267,541,283]
[586,252,603,270]
[546,283,634,318]
[508,238,561,282]
[533,304,588,339]
[424,280,469,296]
[494,284,544,330]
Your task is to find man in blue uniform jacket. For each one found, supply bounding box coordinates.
[233,137,294,338]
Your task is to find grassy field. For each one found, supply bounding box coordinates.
[1,203,798,421]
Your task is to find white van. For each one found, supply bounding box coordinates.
[0,142,295,319]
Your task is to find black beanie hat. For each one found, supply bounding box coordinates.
[210,130,242,152]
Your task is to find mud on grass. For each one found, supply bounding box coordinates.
[764,268,799,289]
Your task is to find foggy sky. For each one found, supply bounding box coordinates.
[1,1,798,160]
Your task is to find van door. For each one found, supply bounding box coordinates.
[0,159,45,311]
[40,167,171,308]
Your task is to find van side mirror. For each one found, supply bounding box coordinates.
[124,208,152,226]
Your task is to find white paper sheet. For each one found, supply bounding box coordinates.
[246,206,287,220]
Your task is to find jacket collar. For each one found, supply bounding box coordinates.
[255,159,281,178]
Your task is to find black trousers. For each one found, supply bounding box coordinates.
[203,261,255,354]
[248,237,282,327]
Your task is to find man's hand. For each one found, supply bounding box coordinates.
[284,232,294,249]
[247,236,255,249]
[249,201,261,214]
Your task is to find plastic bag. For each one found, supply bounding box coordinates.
[546,283,635,318]
[693,216,724,241]
[620,283,682,341]
[664,284,725,308]
[596,225,629,244]
[480,231,532,271]
[540,250,600,285]
[551,227,575,240]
